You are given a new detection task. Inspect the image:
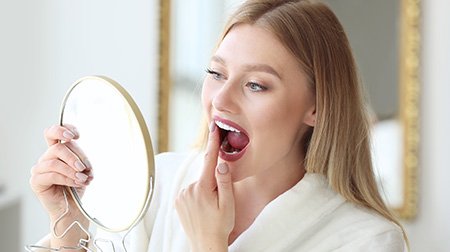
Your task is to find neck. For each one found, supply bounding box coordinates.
[229,159,306,244]
[234,162,305,201]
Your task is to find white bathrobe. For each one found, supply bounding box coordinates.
[37,151,405,251]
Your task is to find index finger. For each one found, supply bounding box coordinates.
[198,122,220,190]
[44,124,79,146]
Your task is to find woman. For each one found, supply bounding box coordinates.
[31,0,407,251]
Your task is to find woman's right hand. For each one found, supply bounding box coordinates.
[30,124,93,224]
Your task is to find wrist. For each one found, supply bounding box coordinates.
[49,209,89,249]
[190,236,228,252]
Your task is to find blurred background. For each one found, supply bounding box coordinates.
[1,0,449,251]
[0,1,160,251]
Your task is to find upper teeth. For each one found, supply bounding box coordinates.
[215,121,240,133]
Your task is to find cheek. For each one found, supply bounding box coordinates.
[256,96,308,138]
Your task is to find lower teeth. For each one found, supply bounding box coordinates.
[221,138,241,154]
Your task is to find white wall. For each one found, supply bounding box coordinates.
[0,0,160,249]
[0,1,48,249]
[401,0,450,251]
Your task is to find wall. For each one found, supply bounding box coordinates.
[0,0,160,249]
[0,1,48,249]
[401,0,450,251]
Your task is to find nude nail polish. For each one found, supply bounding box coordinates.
[75,172,88,182]
[63,130,75,140]
[74,160,86,171]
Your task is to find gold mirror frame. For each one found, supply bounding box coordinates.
[61,76,156,232]
[157,0,421,219]
[158,0,171,153]
[397,0,420,219]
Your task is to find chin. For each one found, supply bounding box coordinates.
[220,158,251,183]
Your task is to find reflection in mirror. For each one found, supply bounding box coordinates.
[322,0,404,211]
[163,0,420,218]
[61,76,155,232]
[324,0,399,119]
[320,0,421,219]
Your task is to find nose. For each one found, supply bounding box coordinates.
[212,80,240,114]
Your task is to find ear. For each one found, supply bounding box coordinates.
[303,105,316,127]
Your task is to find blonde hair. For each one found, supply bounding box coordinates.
[196,0,407,244]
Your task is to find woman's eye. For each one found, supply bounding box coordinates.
[246,81,267,92]
[205,68,224,81]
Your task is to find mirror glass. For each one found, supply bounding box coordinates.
[163,0,420,218]
[322,0,420,218]
[322,0,403,208]
[60,76,155,232]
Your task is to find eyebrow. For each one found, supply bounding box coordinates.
[211,55,282,80]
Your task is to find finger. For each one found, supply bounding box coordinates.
[62,124,80,139]
[215,163,234,210]
[175,185,191,213]
[84,168,94,181]
[81,168,94,185]
[198,122,220,189]
[38,143,87,172]
[32,159,75,179]
[65,141,92,169]
[30,172,83,192]
[44,125,79,146]
[31,160,90,185]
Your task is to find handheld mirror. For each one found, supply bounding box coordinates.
[60,76,155,232]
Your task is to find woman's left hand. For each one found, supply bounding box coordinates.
[175,123,235,252]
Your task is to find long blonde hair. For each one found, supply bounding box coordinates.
[197,0,407,243]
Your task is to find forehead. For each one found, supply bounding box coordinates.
[214,24,299,71]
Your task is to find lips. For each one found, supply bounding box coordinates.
[214,117,249,162]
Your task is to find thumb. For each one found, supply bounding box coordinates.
[216,163,234,210]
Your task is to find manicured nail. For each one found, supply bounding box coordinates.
[72,127,79,137]
[75,172,88,182]
[217,163,228,174]
[63,130,75,140]
[209,121,216,133]
[74,160,86,171]
[83,159,92,169]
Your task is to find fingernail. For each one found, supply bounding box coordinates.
[84,159,92,169]
[209,121,216,133]
[75,172,88,182]
[217,163,228,174]
[72,127,79,137]
[63,130,75,140]
[74,160,86,171]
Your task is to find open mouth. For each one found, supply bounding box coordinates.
[215,119,249,161]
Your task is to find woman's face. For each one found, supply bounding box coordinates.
[202,24,316,182]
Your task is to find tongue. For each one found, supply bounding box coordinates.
[226,131,249,150]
